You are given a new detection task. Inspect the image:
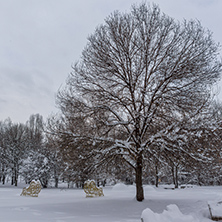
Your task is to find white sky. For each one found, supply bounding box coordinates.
[0,0,222,123]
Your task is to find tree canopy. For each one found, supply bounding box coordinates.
[57,3,222,201]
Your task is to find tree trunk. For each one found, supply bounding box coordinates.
[14,164,18,186]
[172,166,179,189]
[136,153,144,201]
[2,175,5,185]
[54,176,58,188]
[171,166,175,186]
[11,176,14,186]
[11,167,14,185]
[14,170,18,186]
[155,163,159,188]
[54,168,58,188]
[2,166,5,185]
[175,166,179,189]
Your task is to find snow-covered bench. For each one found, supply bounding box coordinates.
[20,180,42,197]
[180,184,193,189]
[84,180,104,197]
[208,200,222,221]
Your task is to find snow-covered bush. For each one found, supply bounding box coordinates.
[112,183,135,193]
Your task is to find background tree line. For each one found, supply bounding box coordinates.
[0,103,222,188]
[0,102,221,190]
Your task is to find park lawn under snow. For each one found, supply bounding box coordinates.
[0,183,221,222]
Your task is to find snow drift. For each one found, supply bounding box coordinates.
[141,204,200,222]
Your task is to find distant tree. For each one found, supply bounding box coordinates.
[3,121,29,186]
[0,120,8,184]
[44,117,67,188]
[57,3,221,201]
[21,149,51,187]
[190,101,222,185]
[46,114,94,188]
[45,137,61,188]
[22,114,52,187]
[26,114,44,151]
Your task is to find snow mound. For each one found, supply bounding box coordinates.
[112,183,135,192]
[141,204,199,222]
[112,183,127,191]
[112,184,155,193]
[208,200,222,218]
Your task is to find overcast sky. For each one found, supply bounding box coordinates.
[0,0,222,123]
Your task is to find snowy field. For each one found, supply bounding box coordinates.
[0,183,221,222]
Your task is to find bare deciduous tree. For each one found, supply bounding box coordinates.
[57,3,221,201]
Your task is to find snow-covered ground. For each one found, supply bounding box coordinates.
[0,183,221,222]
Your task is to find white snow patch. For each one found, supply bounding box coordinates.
[141,204,199,222]
[208,200,222,218]
[112,183,135,193]
[0,184,219,221]
[112,182,127,191]
[144,185,156,193]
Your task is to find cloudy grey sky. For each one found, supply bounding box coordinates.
[0,0,221,123]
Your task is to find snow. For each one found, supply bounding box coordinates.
[112,183,135,193]
[141,204,197,222]
[208,200,222,218]
[0,183,221,222]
